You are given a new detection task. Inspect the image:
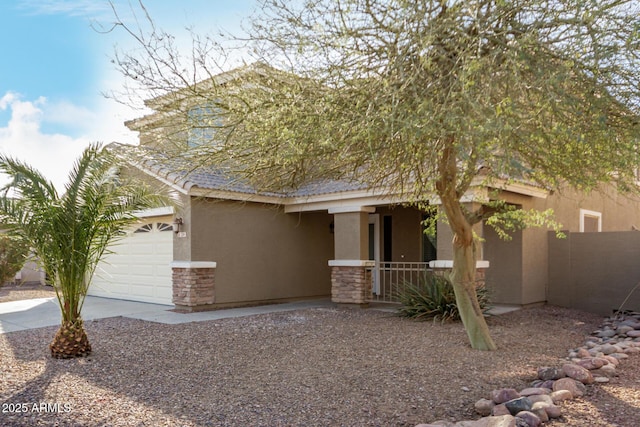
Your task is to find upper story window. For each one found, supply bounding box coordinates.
[187,104,223,148]
[580,209,602,232]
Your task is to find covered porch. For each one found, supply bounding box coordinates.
[322,204,468,304]
[322,204,490,305]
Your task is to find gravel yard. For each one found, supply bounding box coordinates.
[1,285,639,426]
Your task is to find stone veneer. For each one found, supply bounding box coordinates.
[329,260,375,305]
[171,261,217,311]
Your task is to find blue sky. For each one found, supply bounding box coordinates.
[0,0,256,190]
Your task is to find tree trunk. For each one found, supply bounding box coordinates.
[450,241,497,351]
[436,143,496,350]
[49,318,92,359]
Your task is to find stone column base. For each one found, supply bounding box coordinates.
[171,261,217,312]
[329,260,375,305]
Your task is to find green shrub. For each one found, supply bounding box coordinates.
[396,271,491,322]
[0,235,29,287]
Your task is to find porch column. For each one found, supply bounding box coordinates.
[328,206,376,305]
[429,260,490,287]
[171,261,217,312]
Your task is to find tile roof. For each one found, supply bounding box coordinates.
[111,143,369,199]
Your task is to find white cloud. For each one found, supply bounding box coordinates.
[0,92,95,192]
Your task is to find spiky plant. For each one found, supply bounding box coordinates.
[397,271,491,323]
[0,144,167,358]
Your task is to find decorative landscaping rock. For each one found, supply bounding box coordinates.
[576,347,591,358]
[504,398,533,416]
[616,325,634,335]
[550,389,573,403]
[609,352,629,360]
[417,421,455,427]
[417,311,640,427]
[530,407,549,423]
[600,343,619,355]
[491,389,521,404]
[484,415,516,427]
[536,367,564,381]
[596,363,617,377]
[553,378,586,397]
[527,380,546,389]
[528,395,553,406]
[602,355,620,366]
[531,401,562,419]
[475,399,495,417]
[518,388,550,397]
[562,363,594,384]
[515,411,541,427]
[596,329,616,338]
[575,357,605,370]
[491,404,511,417]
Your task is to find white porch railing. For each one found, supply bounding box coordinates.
[367,262,432,303]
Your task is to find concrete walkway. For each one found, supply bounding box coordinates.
[0,296,334,334]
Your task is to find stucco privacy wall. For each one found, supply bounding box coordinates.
[176,197,334,305]
[548,231,640,315]
[482,186,640,306]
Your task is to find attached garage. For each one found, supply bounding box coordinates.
[89,212,174,305]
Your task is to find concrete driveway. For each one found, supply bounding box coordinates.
[0,296,333,334]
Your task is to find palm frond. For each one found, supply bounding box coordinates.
[0,143,170,322]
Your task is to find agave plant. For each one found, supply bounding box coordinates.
[0,144,167,358]
[397,270,491,323]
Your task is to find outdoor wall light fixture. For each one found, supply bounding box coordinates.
[172,217,183,234]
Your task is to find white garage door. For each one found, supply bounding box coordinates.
[89,217,173,305]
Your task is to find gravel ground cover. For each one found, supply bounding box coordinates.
[1,286,638,426]
[0,283,56,303]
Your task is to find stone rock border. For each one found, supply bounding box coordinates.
[415,311,640,427]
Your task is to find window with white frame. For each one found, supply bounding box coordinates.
[579,209,602,232]
[187,104,223,148]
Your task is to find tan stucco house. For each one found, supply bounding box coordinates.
[90,136,640,313]
[89,68,640,313]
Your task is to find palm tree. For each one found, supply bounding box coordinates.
[0,143,168,358]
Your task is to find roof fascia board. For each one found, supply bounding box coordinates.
[284,192,407,213]
[490,179,549,198]
[189,187,285,204]
[134,206,175,217]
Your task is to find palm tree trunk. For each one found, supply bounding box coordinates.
[49,318,91,358]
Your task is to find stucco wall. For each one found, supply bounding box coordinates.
[333,211,368,259]
[485,186,640,306]
[548,231,640,315]
[177,197,334,304]
[483,226,523,304]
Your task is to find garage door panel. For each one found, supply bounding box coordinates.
[128,285,155,297]
[89,219,173,305]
